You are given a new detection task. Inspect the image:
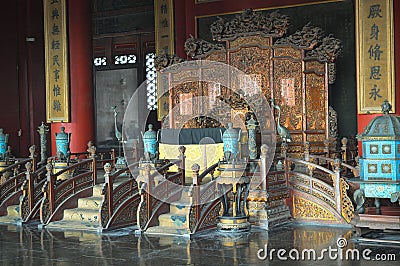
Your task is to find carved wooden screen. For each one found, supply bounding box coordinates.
[157,9,341,154]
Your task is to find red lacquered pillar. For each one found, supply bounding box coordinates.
[51,0,94,154]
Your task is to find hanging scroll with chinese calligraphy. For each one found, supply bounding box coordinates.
[44,0,69,122]
[357,0,394,113]
[155,0,175,120]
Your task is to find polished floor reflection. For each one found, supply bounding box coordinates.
[0,223,399,265]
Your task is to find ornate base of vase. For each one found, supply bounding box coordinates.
[217,216,251,232]
[115,156,127,170]
[53,161,71,181]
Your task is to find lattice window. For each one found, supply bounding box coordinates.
[146,53,157,110]
[114,54,137,65]
[94,57,106,66]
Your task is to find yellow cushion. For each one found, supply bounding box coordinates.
[159,143,224,181]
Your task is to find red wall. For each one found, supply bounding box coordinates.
[0,0,45,157]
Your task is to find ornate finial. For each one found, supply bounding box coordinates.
[87,141,96,158]
[179,145,186,155]
[25,161,32,172]
[46,163,53,172]
[381,100,392,114]
[333,158,341,171]
[260,144,269,158]
[103,163,112,174]
[191,163,200,173]
[28,145,36,159]
[144,163,152,174]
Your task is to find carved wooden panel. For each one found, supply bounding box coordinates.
[160,9,342,155]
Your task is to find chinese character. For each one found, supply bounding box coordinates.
[161,4,168,14]
[368,4,383,19]
[53,55,60,66]
[53,69,60,82]
[368,44,383,60]
[370,23,379,40]
[51,40,60,50]
[52,8,59,20]
[52,23,60,35]
[160,18,168,28]
[53,84,61,96]
[53,100,61,112]
[370,66,382,80]
[369,84,382,101]
[51,0,60,4]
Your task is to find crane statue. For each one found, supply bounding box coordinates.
[112,106,122,142]
[270,100,292,143]
[112,106,126,169]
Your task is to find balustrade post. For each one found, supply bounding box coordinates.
[281,143,289,188]
[324,139,330,157]
[29,145,37,172]
[132,139,139,163]
[192,163,201,221]
[333,158,342,214]
[91,153,97,186]
[25,162,34,211]
[304,141,310,162]
[178,146,186,185]
[341,137,348,163]
[260,144,268,191]
[111,149,116,167]
[46,163,55,214]
[104,163,113,219]
[144,164,152,221]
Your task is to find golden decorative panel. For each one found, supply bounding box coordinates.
[339,178,354,223]
[356,0,395,113]
[274,47,302,58]
[305,73,327,131]
[293,195,337,221]
[229,35,271,49]
[44,0,69,122]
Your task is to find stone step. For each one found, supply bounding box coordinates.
[45,220,101,232]
[0,215,20,225]
[169,203,189,215]
[6,205,20,217]
[63,208,100,223]
[93,184,104,197]
[145,226,191,237]
[77,196,103,209]
[158,213,188,228]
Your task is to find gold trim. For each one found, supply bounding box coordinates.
[356,0,395,113]
[44,0,70,122]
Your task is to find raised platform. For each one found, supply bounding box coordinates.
[352,207,400,236]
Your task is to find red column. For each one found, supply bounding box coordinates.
[51,0,94,154]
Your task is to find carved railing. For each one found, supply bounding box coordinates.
[0,158,33,216]
[40,158,96,225]
[188,163,221,234]
[287,156,354,223]
[136,147,186,232]
[19,164,47,223]
[137,163,184,232]
[100,162,140,230]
